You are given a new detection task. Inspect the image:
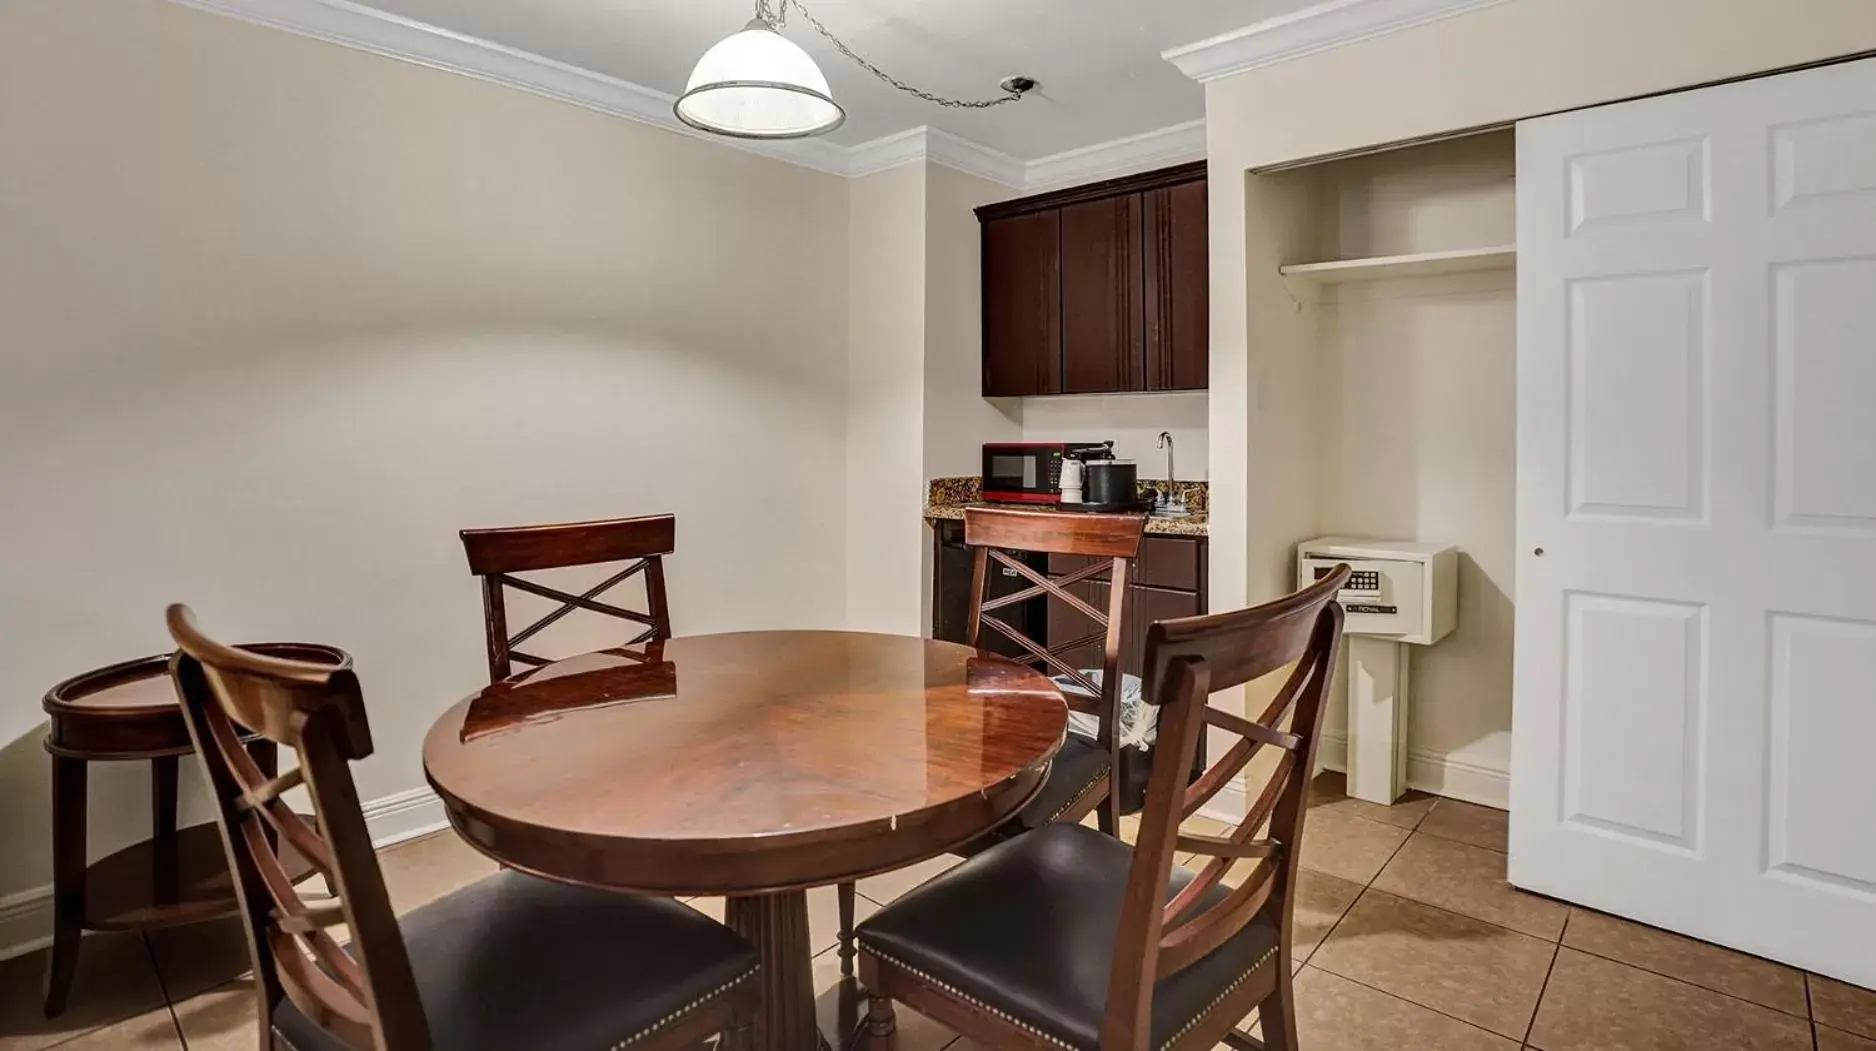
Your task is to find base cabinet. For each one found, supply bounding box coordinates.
[930,521,1207,679]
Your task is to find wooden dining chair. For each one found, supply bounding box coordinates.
[850,564,1351,1051]
[835,506,1146,977]
[459,513,675,682]
[166,604,759,1051]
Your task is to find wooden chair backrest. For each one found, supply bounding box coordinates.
[459,513,675,682]
[962,506,1146,756]
[167,605,427,1051]
[1100,565,1351,1050]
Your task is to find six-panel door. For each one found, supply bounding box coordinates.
[1513,57,1876,987]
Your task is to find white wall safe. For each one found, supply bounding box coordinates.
[1298,538,1458,804]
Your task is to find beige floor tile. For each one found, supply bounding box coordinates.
[1310,889,1554,1039]
[1528,948,1811,1051]
[1416,799,1509,852]
[812,948,957,1050]
[0,932,167,1051]
[1308,771,1439,831]
[857,853,964,906]
[1562,908,1806,1016]
[36,1008,182,1051]
[1297,808,1411,885]
[1291,965,1517,1050]
[147,917,253,1003]
[170,981,262,1051]
[686,895,727,922]
[1372,833,1567,940]
[1290,870,1364,966]
[1814,975,1876,1040]
[377,831,499,914]
[685,887,879,957]
[1819,1024,1876,1051]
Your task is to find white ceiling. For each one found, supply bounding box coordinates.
[357,0,1315,159]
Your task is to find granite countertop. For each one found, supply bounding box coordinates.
[922,477,1209,538]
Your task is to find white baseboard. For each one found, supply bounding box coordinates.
[1314,731,1510,810]
[1197,778,1249,825]
[359,785,451,848]
[0,786,449,963]
[0,886,53,964]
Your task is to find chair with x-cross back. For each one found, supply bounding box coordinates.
[458,514,675,683]
[833,505,1146,977]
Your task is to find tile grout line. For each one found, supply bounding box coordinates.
[1303,962,1532,1046]
[1350,873,1818,1023]
[1296,805,1422,970]
[142,930,193,1050]
[1806,974,1818,1051]
[1521,911,1566,1047]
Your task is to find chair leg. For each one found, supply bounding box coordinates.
[837,881,857,979]
[1254,965,1298,1051]
[865,994,897,1038]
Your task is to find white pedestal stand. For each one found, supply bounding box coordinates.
[1345,636,1411,805]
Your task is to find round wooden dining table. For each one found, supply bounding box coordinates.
[422,630,1068,1051]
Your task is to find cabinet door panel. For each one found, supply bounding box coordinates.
[1046,579,1111,673]
[1144,180,1210,391]
[1135,537,1202,591]
[982,211,1061,396]
[1127,587,1202,677]
[1061,195,1145,394]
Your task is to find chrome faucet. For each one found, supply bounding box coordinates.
[1156,432,1188,516]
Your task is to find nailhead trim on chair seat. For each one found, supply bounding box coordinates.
[859,943,1079,1051]
[275,963,761,1051]
[1153,945,1278,1051]
[611,964,761,1049]
[1047,761,1113,823]
[858,941,1278,1051]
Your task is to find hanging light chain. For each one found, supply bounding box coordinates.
[752,0,1027,110]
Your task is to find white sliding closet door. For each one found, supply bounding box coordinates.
[1513,57,1876,986]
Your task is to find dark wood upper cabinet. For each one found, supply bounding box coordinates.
[1143,179,1210,391]
[1060,195,1144,394]
[977,162,1207,397]
[981,210,1062,397]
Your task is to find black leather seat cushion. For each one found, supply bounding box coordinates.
[1009,734,1111,832]
[273,870,757,1051]
[857,823,1279,1051]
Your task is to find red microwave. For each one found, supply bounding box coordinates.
[981,441,1112,504]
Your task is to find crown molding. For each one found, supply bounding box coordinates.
[847,127,933,179]
[1025,119,1207,191]
[1162,0,1515,83]
[168,0,852,175]
[923,127,1030,189]
[168,0,1198,191]
[846,127,1027,188]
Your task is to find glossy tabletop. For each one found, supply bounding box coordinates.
[423,630,1070,895]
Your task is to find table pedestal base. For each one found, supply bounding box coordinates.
[727,891,830,1051]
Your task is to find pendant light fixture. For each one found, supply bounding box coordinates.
[676,0,1035,142]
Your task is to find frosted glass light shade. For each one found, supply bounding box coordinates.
[675,21,845,139]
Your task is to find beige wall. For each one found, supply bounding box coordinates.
[1020,393,1209,480]
[921,164,1022,631]
[843,162,1018,637]
[1203,0,1876,801]
[1308,134,1518,782]
[0,0,850,915]
[922,164,1022,484]
[846,164,930,636]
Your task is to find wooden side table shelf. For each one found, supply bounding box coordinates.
[40,644,342,1016]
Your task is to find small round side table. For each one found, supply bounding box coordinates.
[40,644,341,1016]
